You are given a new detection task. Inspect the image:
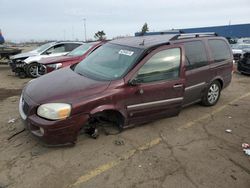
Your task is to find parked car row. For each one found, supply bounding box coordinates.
[9,41,83,78]
[18,33,234,146]
[230,38,250,75]
[231,43,250,61]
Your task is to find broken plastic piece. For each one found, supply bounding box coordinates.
[243,149,250,156]
[114,139,125,146]
[225,129,232,133]
[242,143,250,149]
[8,118,16,124]
[91,128,99,139]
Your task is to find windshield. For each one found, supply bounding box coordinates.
[67,43,96,56]
[35,42,54,53]
[74,43,143,80]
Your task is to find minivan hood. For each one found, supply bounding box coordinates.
[24,67,110,104]
[39,55,80,65]
[11,51,38,60]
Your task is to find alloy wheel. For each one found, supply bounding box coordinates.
[207,83,219,104]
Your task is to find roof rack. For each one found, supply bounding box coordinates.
[170,32,218,40]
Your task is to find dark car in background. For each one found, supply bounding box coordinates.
[37,41,105,76]
[238,52,250,75]
[19,33,233,145]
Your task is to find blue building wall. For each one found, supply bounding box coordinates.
[135,23,250,38]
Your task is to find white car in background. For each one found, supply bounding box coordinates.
[231,43,250,62]
[9,41,83,78]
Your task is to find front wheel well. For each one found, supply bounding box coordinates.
[90,110,125,128]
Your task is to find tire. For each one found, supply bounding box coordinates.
[26,62,39,78]
[201,80,221,106]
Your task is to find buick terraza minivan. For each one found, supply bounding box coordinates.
[19,33,233,145]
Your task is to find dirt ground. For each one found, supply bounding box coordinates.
[0,64,250,188]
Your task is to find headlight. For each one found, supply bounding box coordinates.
[46,63,62,69]
[37,103,71,120]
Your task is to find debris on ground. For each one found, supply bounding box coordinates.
[243,149,250,156]
[8,118,16,124]
[229,103,239,107]
[114,139,125,146]
[85,127,99,139]
[228,116,232,119]
[7,128,25,140]
[138,165,142,168]
[230,174,237,180]
[241,143,250,156]
[242,143,250,149]
[225,129,232,133]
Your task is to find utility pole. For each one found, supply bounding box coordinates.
[83,18,87,42]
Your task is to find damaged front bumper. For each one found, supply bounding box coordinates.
[19,95,89,146]
[9,59,26,73]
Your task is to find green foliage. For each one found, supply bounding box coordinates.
[94,30,106,41]
[141,23,149,35]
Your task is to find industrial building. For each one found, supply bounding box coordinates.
[135,23,250,38]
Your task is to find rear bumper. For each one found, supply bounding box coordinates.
[19,96,89,145]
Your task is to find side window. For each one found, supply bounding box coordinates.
[184,41,208,70]
[46,44,66,54]
[136,48,181,83]
[65,43,81,51]
[53,44,66,53]
[208,39,231,62]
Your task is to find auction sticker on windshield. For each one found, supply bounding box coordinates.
[119,49,134,56]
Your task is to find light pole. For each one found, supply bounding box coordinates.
[83,18,87,42]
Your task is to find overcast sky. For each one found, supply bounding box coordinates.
[1,0,250,42]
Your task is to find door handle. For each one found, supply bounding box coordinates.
[139,89,144,94]
[173,84,183,89]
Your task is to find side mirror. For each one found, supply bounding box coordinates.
[128,78,141,86]
[45,51,52,55]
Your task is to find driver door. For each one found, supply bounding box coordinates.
[125,46,185,125]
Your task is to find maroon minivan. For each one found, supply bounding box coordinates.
[19,33,233,145]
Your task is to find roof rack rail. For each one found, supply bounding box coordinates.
[170,32,218,40]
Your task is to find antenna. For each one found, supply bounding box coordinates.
[139,39,145,46]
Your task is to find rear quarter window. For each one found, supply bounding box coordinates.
[184,41,208,70]
[208,39,231,62]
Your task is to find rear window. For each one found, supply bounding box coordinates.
[208,39,231,62]
[184,41,208,70]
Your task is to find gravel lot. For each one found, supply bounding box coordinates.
[0,64,250,188]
